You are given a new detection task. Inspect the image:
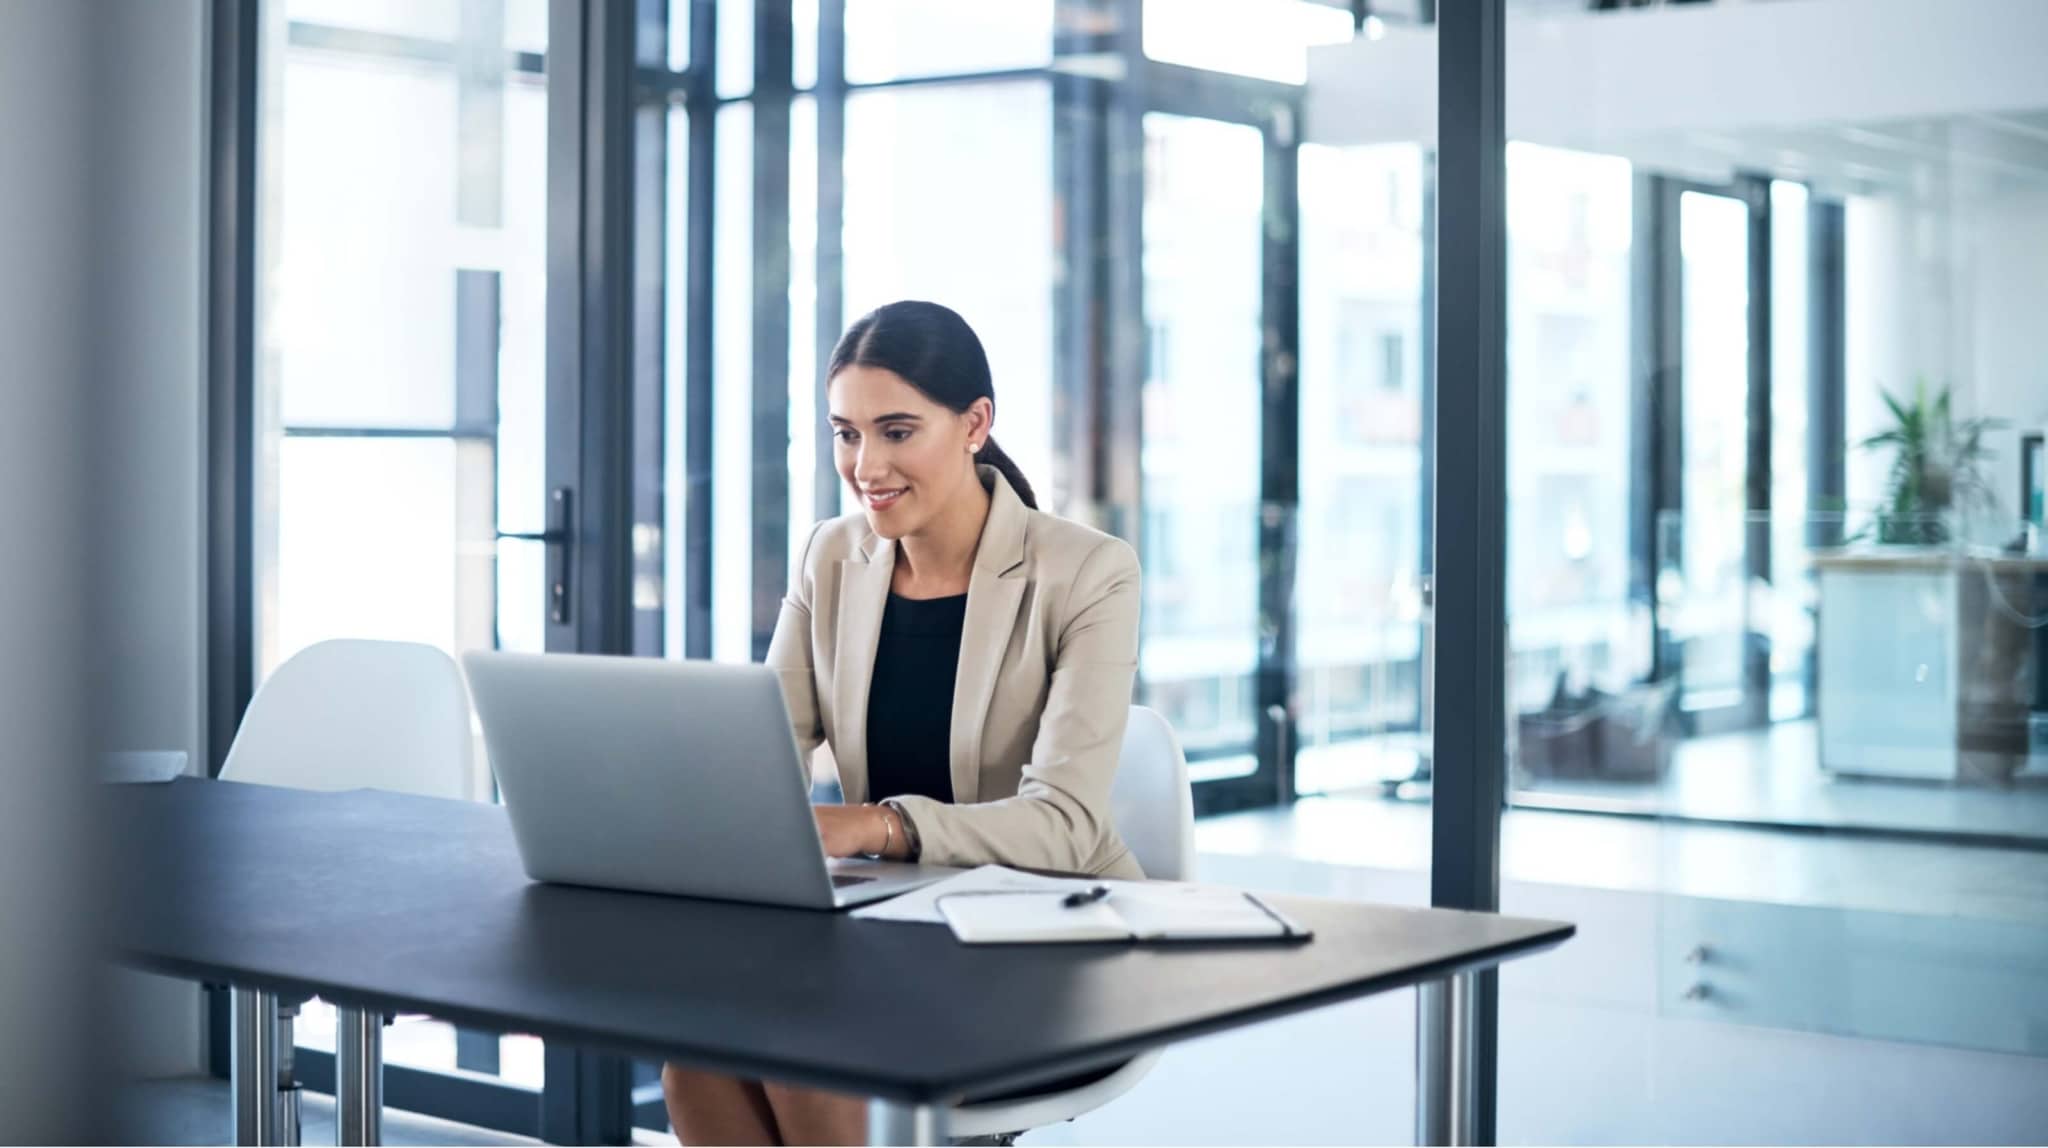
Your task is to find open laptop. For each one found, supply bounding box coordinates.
[462,650,952,910]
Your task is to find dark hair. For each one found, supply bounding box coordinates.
[826,300,1039,510]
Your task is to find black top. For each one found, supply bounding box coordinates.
[865,592,967,804]
[110,780,1574,1103]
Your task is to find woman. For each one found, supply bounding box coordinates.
[661,300,1144,1145]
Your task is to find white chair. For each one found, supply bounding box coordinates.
[220,638,477,800]
[217,638,478,1143]
[945,705,1194,1141]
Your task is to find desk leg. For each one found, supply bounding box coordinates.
[867,1100,947,1146]
[233,989,280,1146]
[336,1007,384,1146]
[277,1003,302,1146]
[1415,972,1477,1146]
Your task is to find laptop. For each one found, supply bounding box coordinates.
[462,650,953,910]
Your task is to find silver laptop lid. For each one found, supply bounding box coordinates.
[462,651,842,909]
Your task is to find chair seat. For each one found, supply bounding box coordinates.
[945,706,1189,1138]
[945,1050,1163,1139]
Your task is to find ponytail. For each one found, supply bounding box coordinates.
[977,436,1038,510]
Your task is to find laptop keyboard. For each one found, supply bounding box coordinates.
[830,874,875,888]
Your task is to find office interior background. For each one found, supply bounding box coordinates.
[21,0,2044,1141]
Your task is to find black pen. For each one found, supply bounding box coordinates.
[1061,885,1111,908]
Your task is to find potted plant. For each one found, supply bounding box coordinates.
[1861,379,2004,545]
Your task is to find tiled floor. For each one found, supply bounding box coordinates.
[114,1076,683,1146]
[113,1076,543,1147]
[1197,791,2048,924]
[1517,719,2048,841]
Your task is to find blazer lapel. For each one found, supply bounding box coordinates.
[949,468,1030,805]
[833,530,893,805]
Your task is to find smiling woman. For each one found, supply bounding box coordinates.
[661,301,1145,1145]
[828,300,1041,521]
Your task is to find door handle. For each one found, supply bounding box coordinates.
[496,487,573,625]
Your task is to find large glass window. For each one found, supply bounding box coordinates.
[1769,179,1815,721]
[845,0,1052,84]
[1296,142,1427,795]
[1504,142,1640,735]
[1136,112,1265,783]
[1674,188,1753,714]
[712,101,755,662]
[252,0,550,1090]
[841,81,1055,498]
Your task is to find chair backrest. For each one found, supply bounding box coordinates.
[1108,705,1196,882]
[220,639,476,801]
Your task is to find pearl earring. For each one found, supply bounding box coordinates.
[970,442,983,454]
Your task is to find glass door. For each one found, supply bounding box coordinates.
[1134,101,1297,813]
[244,0,558,1125]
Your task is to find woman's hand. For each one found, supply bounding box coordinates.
[813,803,903,859]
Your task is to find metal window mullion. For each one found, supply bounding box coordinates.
[204,0,262,1078]
[1424,0,1506,1144]
[629,0,669,659]
[206,0,258,787]
[1052,0,1117,528]
[814,0,845,523]
[542,0,635,656]
[1257,116,1302,806]
[1628,172,1665,679]
[542,7,639,1137]
[1807,197,1846,546]
[749,0,795,663]
[682,0,716,660]
[1740,172,1773,725]
[1139,58,1298,128]
[1102,0,1144,547]
[1643,175,1684,683]
[1417,150,1438,735]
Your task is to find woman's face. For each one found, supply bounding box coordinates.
[828,365,989,541]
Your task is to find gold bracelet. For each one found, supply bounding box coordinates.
[872,803,895,859]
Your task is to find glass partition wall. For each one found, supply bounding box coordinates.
[1494,4,2048,1142]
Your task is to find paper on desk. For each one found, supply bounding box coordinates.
[851,864,1108,924]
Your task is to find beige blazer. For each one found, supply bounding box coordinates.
[766,467,1144,879]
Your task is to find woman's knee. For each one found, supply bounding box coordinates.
[663,1065,778,1145]
[760,1081,867,1146]
[663,1063,763,1106]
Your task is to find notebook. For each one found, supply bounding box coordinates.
[936,883,1311,945]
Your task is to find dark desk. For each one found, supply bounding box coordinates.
[111,780,1572,1145]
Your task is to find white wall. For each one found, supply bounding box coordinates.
[1966,187,2048,520]
[89,0,212,1080]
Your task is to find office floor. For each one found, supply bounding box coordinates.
[1300,719,2048,845]
[1515,718,2048,842]
[114,1076,684,1146]
[1198,790,2048,924]
[112,1076,539,1146]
